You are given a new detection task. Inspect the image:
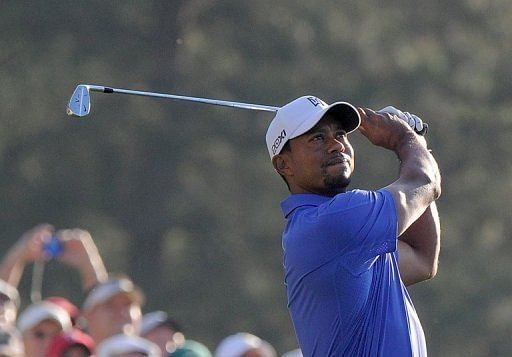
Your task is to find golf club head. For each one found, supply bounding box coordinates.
[67,85,91,117]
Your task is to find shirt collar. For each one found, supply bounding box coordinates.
[281,193,331,218]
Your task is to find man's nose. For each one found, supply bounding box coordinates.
[327,136,345,153]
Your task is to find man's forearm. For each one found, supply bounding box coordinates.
[396,134,441,201]
[389,133,441,236]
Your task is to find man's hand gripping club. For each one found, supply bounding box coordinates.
[356,106,440,236]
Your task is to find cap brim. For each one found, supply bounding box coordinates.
[288,101,360,142]
[325,102,361,134]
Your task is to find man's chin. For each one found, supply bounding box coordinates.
[324,175,351,194]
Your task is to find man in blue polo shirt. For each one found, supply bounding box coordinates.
[266,96,441,356]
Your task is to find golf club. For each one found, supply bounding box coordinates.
[66,84,279,117]
[66,84,428,135]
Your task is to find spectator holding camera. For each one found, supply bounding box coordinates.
[0,224,149,348]
[0,224,108,293]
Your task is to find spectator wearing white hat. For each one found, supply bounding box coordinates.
[95,333,161,357]
[214,333,276,357]
[140,310,184,355]
[82,276,144,344]
[17,301,72,357]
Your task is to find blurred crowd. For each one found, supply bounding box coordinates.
[0,224,302,357]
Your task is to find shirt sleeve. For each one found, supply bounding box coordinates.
[317,189,398,273]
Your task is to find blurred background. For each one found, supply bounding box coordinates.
[1,1,511,356]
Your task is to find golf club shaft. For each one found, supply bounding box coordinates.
[68,84,428,135]
[87,85,280,112]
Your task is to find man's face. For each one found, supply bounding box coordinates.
[22,320,63,357]
[85,293,141,343]
[278,114,355,196]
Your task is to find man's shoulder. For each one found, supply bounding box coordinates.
[281,189,393,219]
[322,188,393,213]
[338,188,392,200]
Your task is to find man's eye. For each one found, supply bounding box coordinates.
[312,134,323,141]
[336,132,347,139]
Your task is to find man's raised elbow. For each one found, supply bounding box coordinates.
[432,180,441,201]
[433,169,442,199]
[426,265,438,280]
[423,170,441,202]
[429,159,442,200]
[422,259,439,281]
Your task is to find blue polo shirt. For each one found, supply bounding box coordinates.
[281,189,426,357]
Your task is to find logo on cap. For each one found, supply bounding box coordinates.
[271,129,287,155]
[307,96,325,107]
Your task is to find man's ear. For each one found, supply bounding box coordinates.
[272,154,292,177]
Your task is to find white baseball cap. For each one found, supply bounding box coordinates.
[82,277,144,312]
[95,333,161,357]
[265,96,360,159]
[17,301,72,334]
[214,333,276,357]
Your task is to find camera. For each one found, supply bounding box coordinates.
[43,236,63,258]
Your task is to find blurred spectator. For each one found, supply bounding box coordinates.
[95,333,160,357]
[82,276,144,344]
[280,349,302,357]
[169,340,212,357]
[140,311,184,355]
[0,225,108,294]
[46,328,95,357]
[0,324,24,356]
[0,279,20,326]
[17,301,72,357]
[214,333,276,357]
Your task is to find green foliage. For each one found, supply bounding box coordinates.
[1,0,512,354]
